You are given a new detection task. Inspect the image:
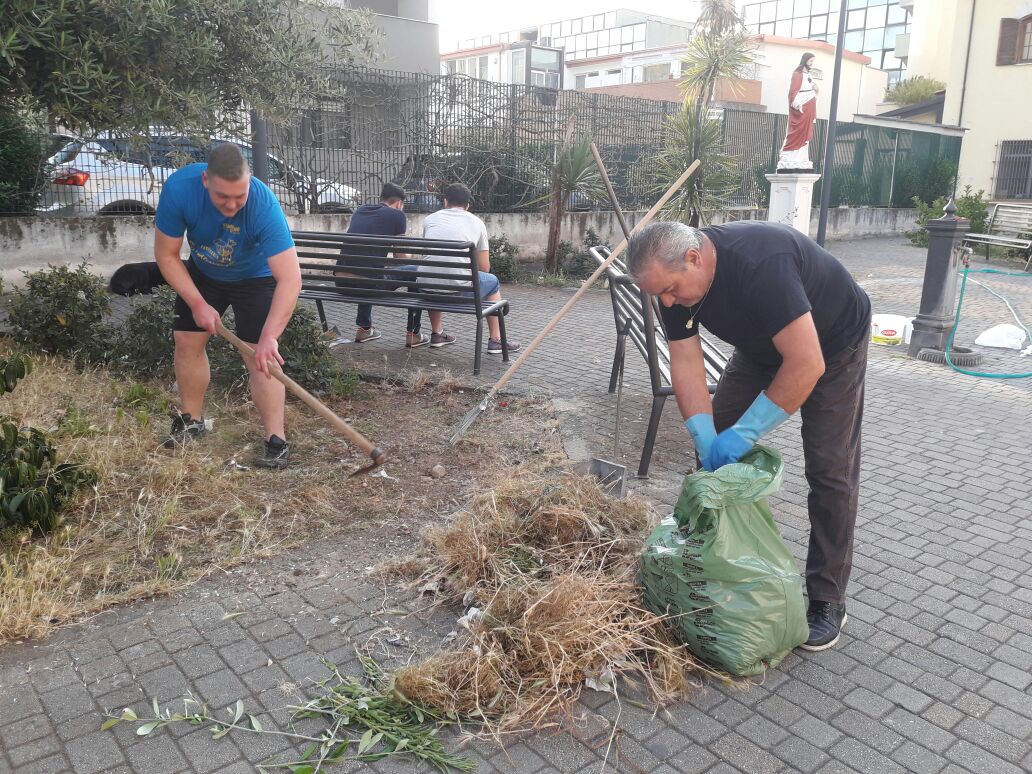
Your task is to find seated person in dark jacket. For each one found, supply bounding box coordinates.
[339,183,427,347]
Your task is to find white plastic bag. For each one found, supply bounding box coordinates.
[974,324,1027,350]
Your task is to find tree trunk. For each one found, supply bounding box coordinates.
[544,170,564,274]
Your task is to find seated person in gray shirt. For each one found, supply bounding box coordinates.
[417,183,520,354]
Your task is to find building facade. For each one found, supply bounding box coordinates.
[350,0,440,73]
[901,0,1032,200]
[441,9,694,90]
[739,0,912,86]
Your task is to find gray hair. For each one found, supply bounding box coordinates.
[626,221,703,281]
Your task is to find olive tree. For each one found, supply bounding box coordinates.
[0,0,378,137]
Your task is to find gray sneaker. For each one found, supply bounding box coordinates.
[254,435,290,469]
[162,412,206,448]
[429,331,456,348]
[487,338,521,355]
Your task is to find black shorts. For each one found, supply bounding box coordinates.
[173,262,277,343]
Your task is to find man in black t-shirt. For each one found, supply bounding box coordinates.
[627,220,871,652]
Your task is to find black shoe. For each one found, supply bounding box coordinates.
[162,412,206,449]
[800,600,847,651]
[254,435,290,469]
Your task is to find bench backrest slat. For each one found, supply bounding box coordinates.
[291,230,487,315]
[988,205,1032,238]
[590,246,725,391]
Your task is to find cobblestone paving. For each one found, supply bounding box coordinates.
[1,238,1031,773]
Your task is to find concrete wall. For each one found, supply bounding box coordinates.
[0,208,916,286]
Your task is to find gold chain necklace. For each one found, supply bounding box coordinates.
[685,282,713,330]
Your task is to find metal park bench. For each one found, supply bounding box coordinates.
[590,246,728,477]
[962,203,1032,271]
[292,231,511,375]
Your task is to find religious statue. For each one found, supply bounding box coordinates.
[778,52,819,172]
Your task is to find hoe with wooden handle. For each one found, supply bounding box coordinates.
[216,320,385,476]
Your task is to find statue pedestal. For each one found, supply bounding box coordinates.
[765,173,821,236]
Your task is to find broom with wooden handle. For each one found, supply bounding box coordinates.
[448,158,700,445]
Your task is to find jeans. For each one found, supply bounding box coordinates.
[352,265,421,333]
[710,332,869,604]
[408,271,502,334]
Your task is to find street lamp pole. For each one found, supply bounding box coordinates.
[816,0,849,247]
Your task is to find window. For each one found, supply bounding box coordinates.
[744,4,761,25]
[792,16,809,38]
[847,9,866,29]
[561,20,571,36]
[811,0,829,13]
[864,27,884,50]
[478,55,489,79]
[867,4,887,27]
[510,48,526,83]
[604,11,616,28]
[887,4,908,24]
[575,74,586,89]
[844,30,864,51]
[572,18,581,35]
[795,0,811,15]
[643,62,671,81]
[594,14,605,30]
[995,140,1032,199]
[1022,16,1032,61]
[776,0,793,18]
[633,23,646,42]
[810,14,827,35]
[760,1,777,23]
[775,18,793,36]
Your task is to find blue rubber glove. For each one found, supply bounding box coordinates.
[684,414,717,462]
[702,392,789,471]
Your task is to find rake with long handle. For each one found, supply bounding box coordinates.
[216,320,386,476]
[448,158,700,445]
[588,142,635,458]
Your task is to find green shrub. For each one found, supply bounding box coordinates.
[488,234,520,283]
[561,227,610,280]
[0,111,45,214]
[109,294,356,397]
[906,186,988,247]
[6,261,111,363]
[105,287,177,379]
[0,354,96,534]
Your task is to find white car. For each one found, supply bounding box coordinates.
[38,134,361,216]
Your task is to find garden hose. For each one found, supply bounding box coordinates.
[944,263,1032,379]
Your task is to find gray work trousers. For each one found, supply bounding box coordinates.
[711,334,868,604]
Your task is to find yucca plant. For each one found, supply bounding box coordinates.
[541,135,607,274]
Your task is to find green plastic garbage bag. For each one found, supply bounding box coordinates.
[640,446,808,676]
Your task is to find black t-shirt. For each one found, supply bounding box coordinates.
[659,221,871,365]
[342,203,407,267]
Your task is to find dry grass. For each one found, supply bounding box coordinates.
[391,473,714,737]
[0,349,556,644]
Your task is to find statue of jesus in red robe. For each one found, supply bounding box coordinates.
[778,52,819,172]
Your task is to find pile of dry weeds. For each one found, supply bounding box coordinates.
[390,473,706,735]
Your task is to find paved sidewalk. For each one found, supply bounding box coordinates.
[2,238,1031,773]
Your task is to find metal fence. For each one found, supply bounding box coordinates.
[4,66,962,217]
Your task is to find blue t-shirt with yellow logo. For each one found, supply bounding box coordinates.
[155,163,294,282]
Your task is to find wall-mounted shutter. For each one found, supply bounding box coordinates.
[997,18,1019,66]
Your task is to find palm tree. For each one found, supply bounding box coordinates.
[661,0,755,224]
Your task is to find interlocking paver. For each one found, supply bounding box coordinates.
[1,238,1031,771]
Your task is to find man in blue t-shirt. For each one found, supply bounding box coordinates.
[627,220,871,653]
[341,183,426,347]
[154,143,301,469]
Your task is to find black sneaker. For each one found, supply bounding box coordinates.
[800,600,847,651]
[254,435,290,469]
[162,412,206,449]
